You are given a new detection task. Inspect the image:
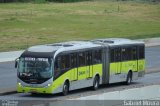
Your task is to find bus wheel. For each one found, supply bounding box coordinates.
[92,76,99,90]
[126,71,132,85]
[62,82,69,96]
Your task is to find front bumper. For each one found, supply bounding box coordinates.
[17,84,53,94]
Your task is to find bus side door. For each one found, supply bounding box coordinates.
[115,47,121,74]
[132,46,138,72]
[77,52,86,80]
[86,51,93,78]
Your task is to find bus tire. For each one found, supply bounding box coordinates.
[126,71,132,85]
[92,76,99,90]
[62,81,69,96]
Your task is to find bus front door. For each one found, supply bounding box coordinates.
[71,53,78,81]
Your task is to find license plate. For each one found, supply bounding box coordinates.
[30,89,37,93]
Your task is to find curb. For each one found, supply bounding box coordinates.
[0,91,17,96]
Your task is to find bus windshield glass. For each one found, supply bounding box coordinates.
[18,57,52,79]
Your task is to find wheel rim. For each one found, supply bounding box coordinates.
[127,73,131,84]
[94,78,99,89]
[95,80,98,88]
[63,84,68,94]
[128,77,131,83]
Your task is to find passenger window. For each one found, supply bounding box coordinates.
[86,51,92,65]
[132,46,137,60]
[61,55,70,70]
[93,50,102,64]
[115,48,121,62]
[127,47,132,60]
[54,54,71,78]
[78,52,86,67]
[54,56,61,78]
[122,48,126,61]
[138,45,145,59]
[122,47,131,61]
[71,53,77,68]
[110,49,115,62]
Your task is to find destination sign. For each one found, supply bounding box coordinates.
[24,57,48,62]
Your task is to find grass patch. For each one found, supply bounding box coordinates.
[0,1,160,51]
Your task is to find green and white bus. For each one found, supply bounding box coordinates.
[15,38,145,95]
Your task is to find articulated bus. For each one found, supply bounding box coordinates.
[15,38,145,95]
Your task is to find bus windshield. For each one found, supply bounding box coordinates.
[18,57,53,79]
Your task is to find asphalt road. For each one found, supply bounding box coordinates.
[0,46,160,93]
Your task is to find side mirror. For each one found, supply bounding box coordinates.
[15,58,19,68]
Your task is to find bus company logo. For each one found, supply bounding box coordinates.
[78,71,85,76]
[1,100,18,106]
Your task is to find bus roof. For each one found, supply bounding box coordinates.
[91,38,144,46]
[21,38,144,58]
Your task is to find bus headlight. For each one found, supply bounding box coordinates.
[45,84,51,88]
[18,83,21,86]
[47,84,51,87]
